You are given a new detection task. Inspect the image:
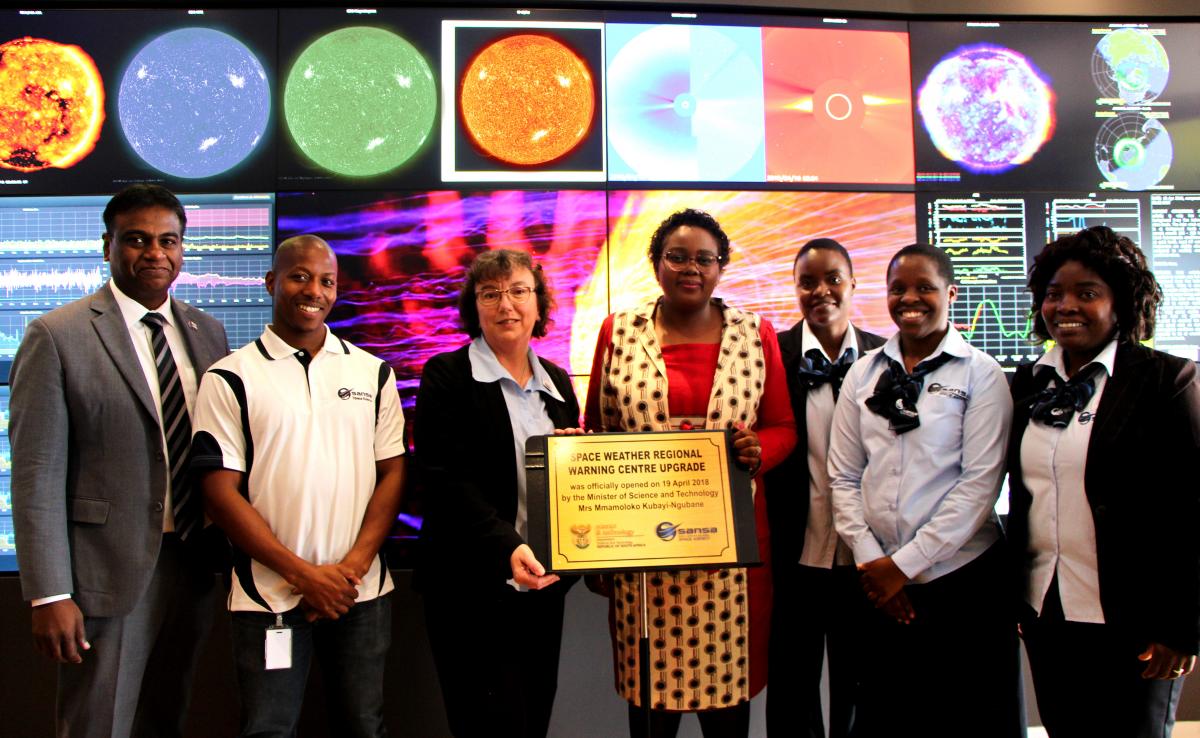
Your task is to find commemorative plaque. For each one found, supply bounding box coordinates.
[526,430,760,574]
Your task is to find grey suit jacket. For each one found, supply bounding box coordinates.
[10,284,229,617]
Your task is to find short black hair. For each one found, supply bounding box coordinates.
[458,249,554,339]
[887,243,955,285]
[793,237,854,277]
[102,184,187,235]
[647,208,731,270]
[1028,225,1161,343]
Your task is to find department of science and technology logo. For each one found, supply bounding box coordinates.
[656,521,717,542]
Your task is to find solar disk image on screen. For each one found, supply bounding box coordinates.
[0,36,105,176]
[442,19,606,183]
[284,26,437,179]
[119,28,271,180]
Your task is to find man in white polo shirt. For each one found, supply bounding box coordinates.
[192,235,406,737]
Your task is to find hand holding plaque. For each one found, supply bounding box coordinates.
[525,429,759,574]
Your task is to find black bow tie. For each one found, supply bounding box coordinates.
[1029,364,1101,428]
[797,347,856,398]
[864,353,955,435]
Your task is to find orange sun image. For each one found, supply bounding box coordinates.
[460,34,594,166]
[0,37,105,173]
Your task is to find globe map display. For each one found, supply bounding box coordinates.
[1091,28,1169,105]
[1095,113,1172,190]
[918,44,1055,174]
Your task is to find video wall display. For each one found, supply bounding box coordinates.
[0,8,278,194]
[277,188,915,410]
[5,5,1200,570]
[911,21,1200,193]
[0,193,274,382]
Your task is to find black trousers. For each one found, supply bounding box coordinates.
[851,543,1024,738]
[766,562,867,738]
[1022,581,1184,738]
[423,580,570,738]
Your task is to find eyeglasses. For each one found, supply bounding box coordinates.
[663,249,725,271]
[476,285,535,306]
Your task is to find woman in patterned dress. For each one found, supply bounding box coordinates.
[585,209,796,737]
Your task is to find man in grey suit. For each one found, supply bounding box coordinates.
[10,184,230,737]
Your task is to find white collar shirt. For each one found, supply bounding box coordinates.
[192,325,407,613]
[469,336,563,591]
[1020,339,1117,623]
[829,326,1012,582]
[798,321,858,569]
[108,279,198,532]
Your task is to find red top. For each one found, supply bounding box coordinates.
[585,314,795,470]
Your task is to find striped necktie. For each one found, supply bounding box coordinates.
[141,312,197,540]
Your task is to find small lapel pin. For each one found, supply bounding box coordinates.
[188,320,198,331]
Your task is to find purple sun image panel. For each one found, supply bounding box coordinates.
[917,44,1056,175]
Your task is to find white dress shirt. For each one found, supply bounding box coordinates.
[798,321,857,569]
[1020,339,1117,623]
[829,326,1012,583]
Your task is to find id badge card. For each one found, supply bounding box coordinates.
[265,614,292,670]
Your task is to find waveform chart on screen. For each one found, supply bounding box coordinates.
[284,26,436,179]
[605,24,765,183]
[0,36,104,174]
[762,27,914,186]
[0,194,274,379]
[922,196,1041,368]
[277,190,609,408]
[442,21,604,183]
[118,28,270,180]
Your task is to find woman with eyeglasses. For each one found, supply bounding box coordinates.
[1007,226,1200,738]
[584,209,796,738]
[414,249,580,737]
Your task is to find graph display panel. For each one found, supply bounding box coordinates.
[921,196,1040,368]
[0,386,13,572]
[0,193,274,381]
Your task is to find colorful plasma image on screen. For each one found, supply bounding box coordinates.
[119,28,270,179]
[598,190,914,377]
[0,385,14,572]
[762,27,914,185]
[277,190,609,407]
[0,36,105,174]
[605,23,766,183]
[0,194,274,381]
[442,21,605,183]
[918,44,1055,176]
[284,26,436,179]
